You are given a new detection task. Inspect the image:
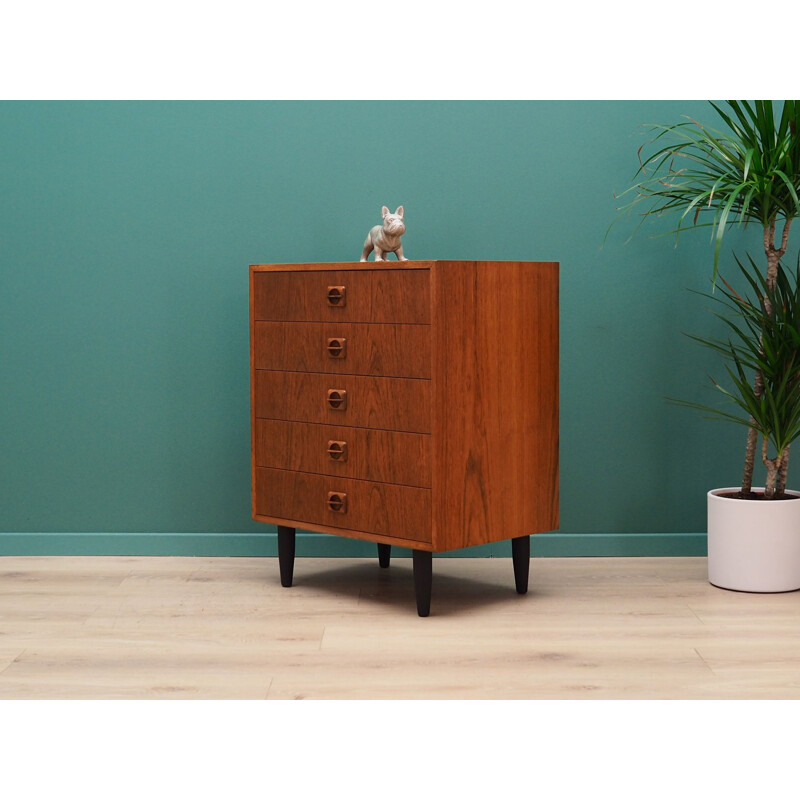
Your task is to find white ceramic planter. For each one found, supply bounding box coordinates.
[707,487,800,592]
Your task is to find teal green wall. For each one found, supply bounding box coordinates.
[0,101,767,556]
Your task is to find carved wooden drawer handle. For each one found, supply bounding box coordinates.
[327,491,347,513]
[327,286,346,307]
[327,389,347,410]
[327,337,347,358]
[327,440,348,461]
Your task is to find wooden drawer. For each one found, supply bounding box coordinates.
[254,370,430,433]
[254,321,430,379]
[253,269,430,324]
[254,419,431,488]
[254,467,431,542]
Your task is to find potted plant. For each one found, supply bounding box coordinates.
[615,100,800,592]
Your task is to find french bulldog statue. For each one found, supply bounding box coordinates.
[360,205,408,261]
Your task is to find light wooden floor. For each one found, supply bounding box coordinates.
[1,554,799,699]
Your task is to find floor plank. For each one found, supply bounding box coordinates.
[0,555,798,699]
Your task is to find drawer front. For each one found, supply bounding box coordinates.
[254,370,430,433]
[254,321,431,379]
[254,467,431,542]
[254,419,431,488]
[253,269,430,324]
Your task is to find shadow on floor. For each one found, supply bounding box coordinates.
[287,558,550,617]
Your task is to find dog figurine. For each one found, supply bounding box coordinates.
[360,205,408,261]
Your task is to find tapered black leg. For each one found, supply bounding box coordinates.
[412,550,433,617]
[377,543,391,568]
[277,525,296,588]
[512,535,530,594]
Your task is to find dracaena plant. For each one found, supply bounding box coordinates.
[675,256,800,498]
[614,100,800,497]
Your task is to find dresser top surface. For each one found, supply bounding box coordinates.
[250,260,558,273]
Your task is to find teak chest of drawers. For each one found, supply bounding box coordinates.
[250,260,559,615]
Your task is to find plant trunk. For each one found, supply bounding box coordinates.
[778,445,791,495]
[741,219,793,494]
[762,437,784,499]
[742,427,759,494]
[764,465,779,499]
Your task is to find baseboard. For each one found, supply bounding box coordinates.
[0,531,707,557]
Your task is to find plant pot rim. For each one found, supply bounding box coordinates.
[708,486,800,502]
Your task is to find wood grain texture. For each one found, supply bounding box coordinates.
[254,419,431,488]
[253,268,430,324]
[250,266,258,521]
[254,321,431,378]
[430,261,559,551]
[254,370,431,434]
[250,260,559,559]
[4,556,800,699]
[254,467,431,543]
[250,514,433,550]
[252,261,434,273]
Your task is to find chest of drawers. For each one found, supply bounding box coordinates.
[250,260,559,615]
